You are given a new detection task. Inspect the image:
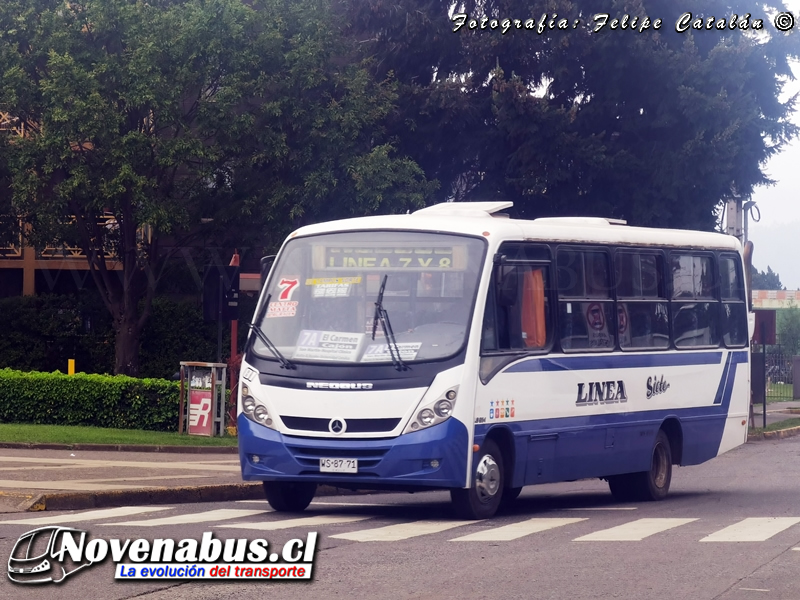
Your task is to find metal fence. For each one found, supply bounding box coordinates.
[752,339,795,402]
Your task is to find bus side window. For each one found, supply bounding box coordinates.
[670,253,719,348]
[557,249,614,351]
[615,252,669,350]
[719,254,747,347]
[482,265,550,352]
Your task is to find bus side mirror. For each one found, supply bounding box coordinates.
[496,266,518,306]
[260,255,275,290]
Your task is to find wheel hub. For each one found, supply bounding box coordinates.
[475,454,500,503]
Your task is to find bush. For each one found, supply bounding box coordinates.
[0,368,180,431]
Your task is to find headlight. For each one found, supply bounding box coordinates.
[254,405,272,426]
[418,408,435,426]
[403,386,459,434]
[240,385,275,429]
[434,399,453,417]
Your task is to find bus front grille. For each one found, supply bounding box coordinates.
[281,416,401,433]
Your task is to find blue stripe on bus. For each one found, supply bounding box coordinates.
[478,350,749,487]
[504,351,735,373]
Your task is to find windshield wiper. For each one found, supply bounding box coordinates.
[248,294,295,369]
[372,274,408,371]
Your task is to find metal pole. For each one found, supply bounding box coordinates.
[762,322,767,429]
[217,273,223,363]
[229,251,240,395]
[178,365,185,434]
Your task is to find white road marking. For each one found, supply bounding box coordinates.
[0,480,168,491]
[450,518,587,542]
[107,509,267,527]
[739,589,770,592]
[218,515,371,530]
[574,518,698,541]
[564,507,638,511]
[0,506,170,525]
[236,500,389,507]
[75,475,212,483]
[331,520,474,542]
[0,456,239,472]
[700,518,800,542]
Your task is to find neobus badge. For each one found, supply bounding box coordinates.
[306,382,374,390]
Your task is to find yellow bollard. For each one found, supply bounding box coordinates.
[68,359,75,375]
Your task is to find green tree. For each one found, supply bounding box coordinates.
[778,305,800,356]
[752,265,785,290]
[0,0,433,375]
[346,0,800,229]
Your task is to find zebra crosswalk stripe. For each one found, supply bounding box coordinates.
[573,518,698,541]
[218,515,371,531]
[699,518,800,542]
[450,518,587,542]
[0,506,171,526]
[330,520,474,542]
[105,508,267,527]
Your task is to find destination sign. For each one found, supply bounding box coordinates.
[312,245,467,271]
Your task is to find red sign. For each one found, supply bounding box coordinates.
[753,310,776,345]
[188,390,213,436]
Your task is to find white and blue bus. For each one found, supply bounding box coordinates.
[238,202,752,519]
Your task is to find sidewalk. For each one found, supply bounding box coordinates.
[0,446,260,514]
[750,399,800,428]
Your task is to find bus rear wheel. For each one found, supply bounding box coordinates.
[263,481,317,512]
[607,430,672,502]
[450,439,504,519]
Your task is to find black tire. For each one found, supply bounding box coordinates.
[607,430,672,502]
[607,474,638,502]
[450,439,504,519]
[501,486,523,507]
[263,481,317,512]
[637,429,672,501]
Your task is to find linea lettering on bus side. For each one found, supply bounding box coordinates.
[306,382,374,390]
[575,381,628,406]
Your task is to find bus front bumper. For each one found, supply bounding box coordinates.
[238,414,469,490]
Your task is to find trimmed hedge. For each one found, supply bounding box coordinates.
[0,368,180,431]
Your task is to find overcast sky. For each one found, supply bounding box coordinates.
[746,3,800,289]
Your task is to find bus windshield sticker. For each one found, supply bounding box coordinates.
[312,283,352,298]
[360,342,422,363]
[293,330,365,362]
[305,277,362,285]
[277,278,300,301]
[305,277,362,298]
[266,301,298,318]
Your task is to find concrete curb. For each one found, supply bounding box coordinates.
[0,442,238,454]
[747,425,800,442]
[11,483,372,512]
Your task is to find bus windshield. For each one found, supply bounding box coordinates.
[252,231,486,365]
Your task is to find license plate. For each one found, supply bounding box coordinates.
[320,458,358,473]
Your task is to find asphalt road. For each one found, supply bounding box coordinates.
[2,436,800,600]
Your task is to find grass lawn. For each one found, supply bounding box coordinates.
[766,383,796,402]
[0,423,239,446]
[749,417,800,436]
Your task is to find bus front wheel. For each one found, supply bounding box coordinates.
[263,481,317,512]
[450,439,504,519]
